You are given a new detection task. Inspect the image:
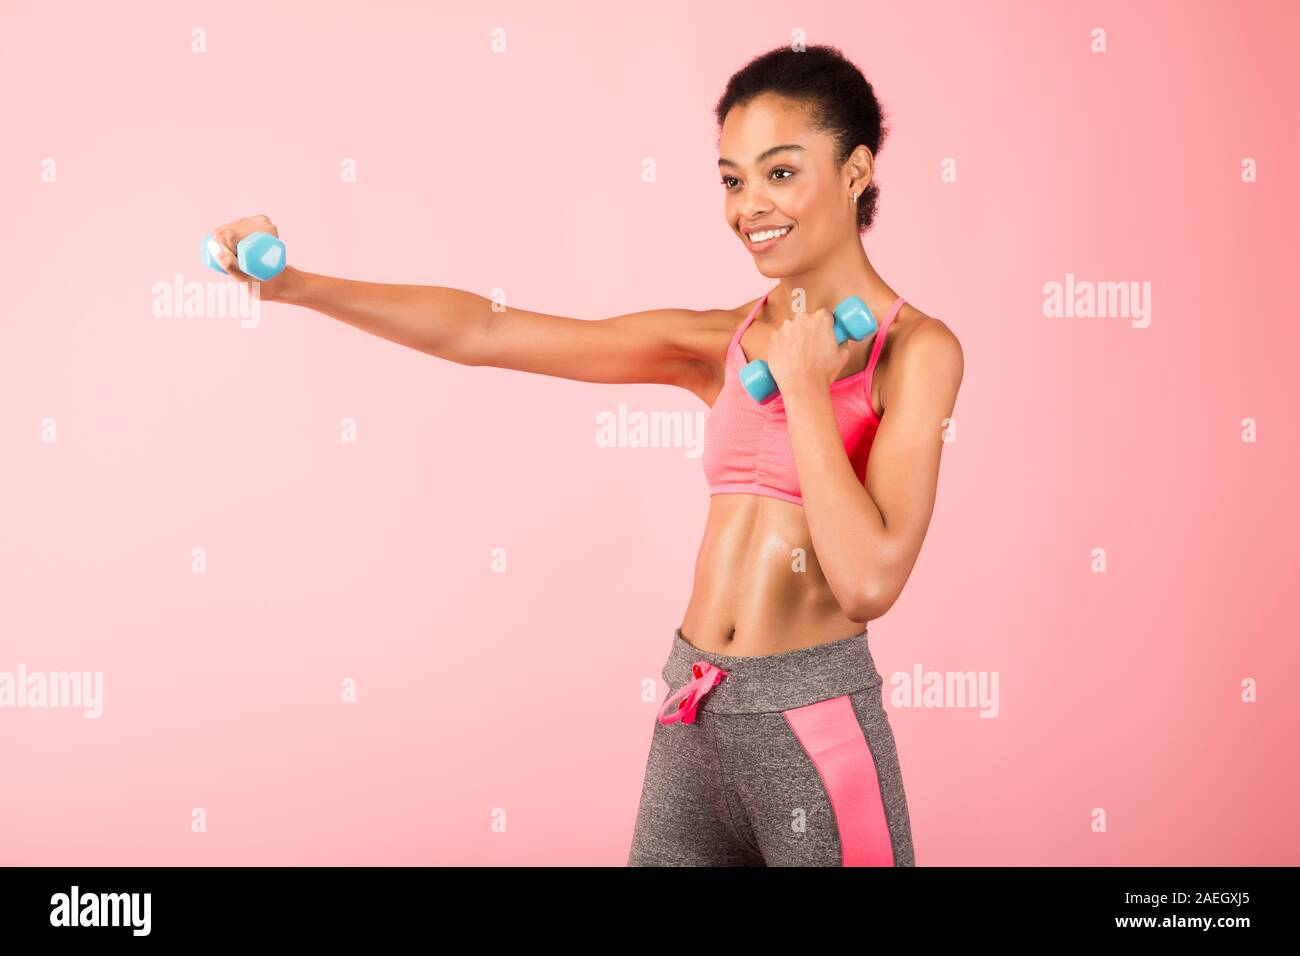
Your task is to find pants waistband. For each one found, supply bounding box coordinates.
[660,626,883,717]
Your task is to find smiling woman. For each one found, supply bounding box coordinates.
[630,43,963,867]
[200,41,960,868]
[677,46,958,657]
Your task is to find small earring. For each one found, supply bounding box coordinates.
[850,191,857,204]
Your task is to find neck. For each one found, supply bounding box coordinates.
[769,240,896,323]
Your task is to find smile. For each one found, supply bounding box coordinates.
[745,225,792,250]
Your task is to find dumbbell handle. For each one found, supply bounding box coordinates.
[201,231,288,282]
[739,295,878,404]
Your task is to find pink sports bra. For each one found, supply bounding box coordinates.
[701,288,906,507]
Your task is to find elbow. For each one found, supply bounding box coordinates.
[847,574,902,625]
[846,595,879,626]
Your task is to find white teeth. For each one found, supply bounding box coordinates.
[748,227,790,242]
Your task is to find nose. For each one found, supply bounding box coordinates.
[737,193,771,227]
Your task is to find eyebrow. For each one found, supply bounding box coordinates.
[717,144,805,168]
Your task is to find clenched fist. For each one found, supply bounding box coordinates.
[203,214,298,302]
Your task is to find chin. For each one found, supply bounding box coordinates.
[753,258,797,279]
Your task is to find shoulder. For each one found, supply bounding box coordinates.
[661,297,761,404]
[609,299,747,353]
[899,312,961,371]
[681,298,758,360]
[723,294,765,332]
[882,306,963,407]
[657,297,757,340]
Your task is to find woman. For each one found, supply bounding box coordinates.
[205,44,962,867]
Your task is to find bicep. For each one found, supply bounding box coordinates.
[862,320,964,610]
[474,303,719,390]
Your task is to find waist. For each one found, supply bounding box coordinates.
[662,626,881,715]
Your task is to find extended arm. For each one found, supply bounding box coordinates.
[206,216,720,392]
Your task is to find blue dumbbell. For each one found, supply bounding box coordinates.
[201,231,287,281]
[739,295,879,404]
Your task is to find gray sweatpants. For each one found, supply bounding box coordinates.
[628,627,915,866]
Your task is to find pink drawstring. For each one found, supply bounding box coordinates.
[657,660,729,725]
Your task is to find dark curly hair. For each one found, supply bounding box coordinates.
[714,44,891,234]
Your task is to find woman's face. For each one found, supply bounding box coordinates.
[718,93,861,276]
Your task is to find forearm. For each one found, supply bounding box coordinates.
[272,266,491,364]
[782,386,888,620]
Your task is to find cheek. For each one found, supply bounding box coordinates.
[778,186,810,218]
[790,184,842,235]
[785,182,831,226]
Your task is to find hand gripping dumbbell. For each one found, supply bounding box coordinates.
[201,231,287,281]
[739,295,879,404]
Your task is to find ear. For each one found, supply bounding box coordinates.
[846,144,875,191]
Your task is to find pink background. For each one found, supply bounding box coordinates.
[1,0,1296,866]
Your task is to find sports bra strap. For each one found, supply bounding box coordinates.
[863,296,906,407]
[729,291,771,358]
[731,290,905,378]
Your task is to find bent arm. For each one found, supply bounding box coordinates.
[783,318,964,622]
[275,266,718,391]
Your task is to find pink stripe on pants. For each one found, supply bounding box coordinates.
[783,695,896,866]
